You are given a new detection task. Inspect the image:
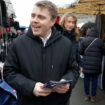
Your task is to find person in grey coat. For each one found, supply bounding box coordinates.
[79,26,105,102]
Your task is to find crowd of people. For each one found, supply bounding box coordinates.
[0,0,105,105]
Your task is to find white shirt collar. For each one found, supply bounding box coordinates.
[40,31,52,47]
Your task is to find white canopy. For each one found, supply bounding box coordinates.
[3,0,16,18]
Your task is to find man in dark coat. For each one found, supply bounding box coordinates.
[3,1,79,105]
[79,26,105,102]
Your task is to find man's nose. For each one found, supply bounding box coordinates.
[33,16,39,22]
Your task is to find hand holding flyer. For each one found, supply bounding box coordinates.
[43,80,72,89]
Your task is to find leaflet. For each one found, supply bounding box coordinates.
[43,80,72,89]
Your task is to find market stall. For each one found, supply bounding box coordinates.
[0,0,17,62]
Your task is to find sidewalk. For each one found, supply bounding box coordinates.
[70,78,105,105]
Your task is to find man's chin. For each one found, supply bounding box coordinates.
[33,32,40,36]
[33,34,40,36]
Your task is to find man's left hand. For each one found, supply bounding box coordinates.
[54,79,70,94]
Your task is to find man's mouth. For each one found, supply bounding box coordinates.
[33,26,41,31]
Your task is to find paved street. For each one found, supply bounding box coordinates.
[70,78,105,105]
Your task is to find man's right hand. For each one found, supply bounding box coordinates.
[33,82,52,97]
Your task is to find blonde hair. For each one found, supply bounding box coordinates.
[60,13,77,28]
[60,13,79,40]
[35,0,58,20]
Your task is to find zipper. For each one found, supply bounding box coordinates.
[42,45,46,83]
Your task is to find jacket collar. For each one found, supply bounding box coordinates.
[26,26,62,47]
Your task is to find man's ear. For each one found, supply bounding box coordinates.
[51,18,57,26]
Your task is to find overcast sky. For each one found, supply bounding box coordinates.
[10,0,77,26]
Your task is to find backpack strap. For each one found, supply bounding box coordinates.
[85,38,98,53]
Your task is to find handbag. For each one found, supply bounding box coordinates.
[0,63,17,105]
[85,38,98,53]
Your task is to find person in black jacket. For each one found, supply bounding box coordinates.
[3,1,79,105]
[79,26,105,102]
[59,13,83,73]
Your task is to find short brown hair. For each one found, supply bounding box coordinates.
[35,0,58,20]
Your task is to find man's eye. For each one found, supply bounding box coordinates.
[31,14,35,18]
[39,16,45,19]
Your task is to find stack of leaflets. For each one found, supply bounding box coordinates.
[43,80,72,89]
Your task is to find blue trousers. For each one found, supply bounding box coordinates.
[84,73,99,96]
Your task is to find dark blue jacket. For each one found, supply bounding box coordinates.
[79,26,105,74]
[63,29,83,67]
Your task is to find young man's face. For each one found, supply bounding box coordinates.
[64,16,76,31]
[30,6,56,38]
